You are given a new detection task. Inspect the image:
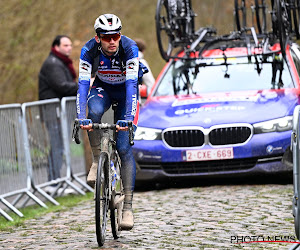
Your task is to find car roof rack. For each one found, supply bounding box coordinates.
[155,0,299,61]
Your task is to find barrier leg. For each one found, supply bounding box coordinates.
[12,193,26,207]
[65,180,86,195]
[0,207,13,221]
[35,187,59,206]
[72,175,94,192]
[25,191,48,208]
[0,198,23,217]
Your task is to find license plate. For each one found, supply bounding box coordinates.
[184,148,234,162]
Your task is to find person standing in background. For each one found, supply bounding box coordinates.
[39,35,78,100]
[38,35,78,194]
[134,38,155,96]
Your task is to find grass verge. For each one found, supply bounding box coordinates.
[0,191,93,232]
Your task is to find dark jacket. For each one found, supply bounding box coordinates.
[39,52,78,100]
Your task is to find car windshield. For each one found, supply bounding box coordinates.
[154,53,295,96]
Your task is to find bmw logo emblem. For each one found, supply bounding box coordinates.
[266,145,273,154]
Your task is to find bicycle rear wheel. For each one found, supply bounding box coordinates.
[110,152,124,239]
[95,152,109,247]
[272,0,289,55]
[234,0,247,31]
[255,0,267,34]
[156,0,174,61]
[156,0,195,61]
[288,0,300,39]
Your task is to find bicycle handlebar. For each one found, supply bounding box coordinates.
[72,119,134,146]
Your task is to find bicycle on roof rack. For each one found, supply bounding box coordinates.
[155,0,300,62]
[155,0,197,61]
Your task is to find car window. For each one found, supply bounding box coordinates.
[154,55,295,96]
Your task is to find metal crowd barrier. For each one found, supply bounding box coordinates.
[0,98,96,221]
[0,104,47,221]
[22,98,92,206]
[61,97,93,193]
[21,99,65,206]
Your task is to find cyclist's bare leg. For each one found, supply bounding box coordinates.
[116,130,136,230]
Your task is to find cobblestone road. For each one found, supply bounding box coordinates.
[0,179,297,249]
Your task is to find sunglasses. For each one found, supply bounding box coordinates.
[99,33,121,42]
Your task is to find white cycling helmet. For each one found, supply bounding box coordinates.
[94,14,122,35]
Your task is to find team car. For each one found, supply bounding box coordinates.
[133,0,299,183]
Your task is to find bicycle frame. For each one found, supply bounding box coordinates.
[97,125,116,200]
[72,112,134,246]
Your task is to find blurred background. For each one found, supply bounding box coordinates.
[0,0,236,104]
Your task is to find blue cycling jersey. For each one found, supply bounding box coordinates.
[77,35,139,122]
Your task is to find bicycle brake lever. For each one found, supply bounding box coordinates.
[128,121,134,146]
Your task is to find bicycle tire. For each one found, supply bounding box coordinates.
[272,0,289,56]
[255,0,267,34]
[234,0,247,31]
[110,151,124,239]
[186,0,195,36]
[290,0,300,39]
[95,152,109,247]
[156,0,174,61]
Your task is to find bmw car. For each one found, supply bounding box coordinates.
[132,38,300,183]
[132,0,300,183]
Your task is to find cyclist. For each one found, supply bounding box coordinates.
[76,13,144,230]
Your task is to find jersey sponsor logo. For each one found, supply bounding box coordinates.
[76,93,81,115]
[79,59,91,77]
[97,69,126,83]
[128,61,136,69]
[96,87,104,92]
[79,76,90,81]
[126,58,138,80]
[111,58,121,68]
[131,94,137,116]
[81,62,90,71]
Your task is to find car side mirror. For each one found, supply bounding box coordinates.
[139,84,147,98]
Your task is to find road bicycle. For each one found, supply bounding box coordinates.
[155,0,196,61]
[234,0,300,55]
[72,103,134,247]
[234,0,269,34]
[156,0,300,62]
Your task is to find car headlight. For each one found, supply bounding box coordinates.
[253,116,293,134]
[134,127,162,140]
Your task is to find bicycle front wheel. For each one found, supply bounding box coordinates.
[272,0,289,56]
[156,0,174,61]
[95,152,109,247]
[110,151,124,239]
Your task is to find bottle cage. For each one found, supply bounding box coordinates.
[155,0,300,61]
